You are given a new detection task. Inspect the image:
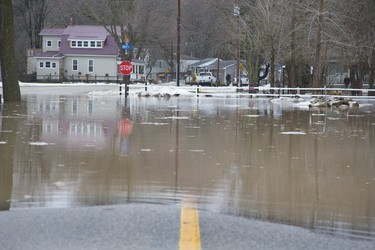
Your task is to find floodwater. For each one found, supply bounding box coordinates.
[1,94,375,239]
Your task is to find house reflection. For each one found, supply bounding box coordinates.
[26,95,121,150]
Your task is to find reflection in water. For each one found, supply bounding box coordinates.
[0,102,26,210]
[1,95,375,239]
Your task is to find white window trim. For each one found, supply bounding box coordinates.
[39,61,58,69]
[72,59,78,71]
[88,59,94,73]
[46,40,52,47]
[69,40,103,48]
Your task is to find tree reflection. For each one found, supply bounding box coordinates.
[0,102,26,210]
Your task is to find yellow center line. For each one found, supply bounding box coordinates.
[179,199,201,250]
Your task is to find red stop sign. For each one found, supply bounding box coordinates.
[119,61,133,75]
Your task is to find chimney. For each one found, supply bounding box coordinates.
[69,17,74,26]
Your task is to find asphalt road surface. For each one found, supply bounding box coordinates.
[0,204,374,250]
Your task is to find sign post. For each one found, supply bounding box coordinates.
[119,61,133,96]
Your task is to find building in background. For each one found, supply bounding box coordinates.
[27,24,146,83]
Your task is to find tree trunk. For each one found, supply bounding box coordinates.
[0,0,21,102]
[368,48,375,95]
[289,0,297,89]
[312,0,325,88]
[270,41,275,88]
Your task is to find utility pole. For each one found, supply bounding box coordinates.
[177,0,181,87]
[234,1,240,87]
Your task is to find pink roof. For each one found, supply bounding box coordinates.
[39,28,66,36]
[34,51,64,58]
[63,25,108,41]
[39,25,122,57]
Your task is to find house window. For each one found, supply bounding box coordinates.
[46,40,52,47]
[39,62,44,68]
[139,65,144,74]
[72,59,78,71]
[70,40,103,48]
[45,62,51,68]
[52,62,57,68]
[58,41,61,48]
[88,59,94,73]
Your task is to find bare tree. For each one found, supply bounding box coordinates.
[366,0,375,92]
[342,0,375,93]
[5,0,375,91]
[256,0,287,87]
[311,0,325,88]
[183,0,228,58]
[14,0,51,49]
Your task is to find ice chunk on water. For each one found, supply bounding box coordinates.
[29,141,49,146]
[279,131,306,135]
[53,181,65,187]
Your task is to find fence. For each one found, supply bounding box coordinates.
[248,86,375,99]
[27,74,146,84]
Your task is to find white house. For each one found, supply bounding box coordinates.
[28,24,147,83]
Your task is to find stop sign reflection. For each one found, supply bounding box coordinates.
[119,119,133,137]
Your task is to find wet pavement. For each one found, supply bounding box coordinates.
[0,85,375,249]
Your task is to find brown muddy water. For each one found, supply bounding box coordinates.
[1,94,375,239]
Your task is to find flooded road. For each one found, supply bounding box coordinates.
[1,93,375,240]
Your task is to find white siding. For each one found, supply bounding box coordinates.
[42,35,61,52]
[63,56,118,80]
[36,58,61,80]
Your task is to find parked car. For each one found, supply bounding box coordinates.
[233,75,249,86]
[241,76,249,86]
[197,72,217,86]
